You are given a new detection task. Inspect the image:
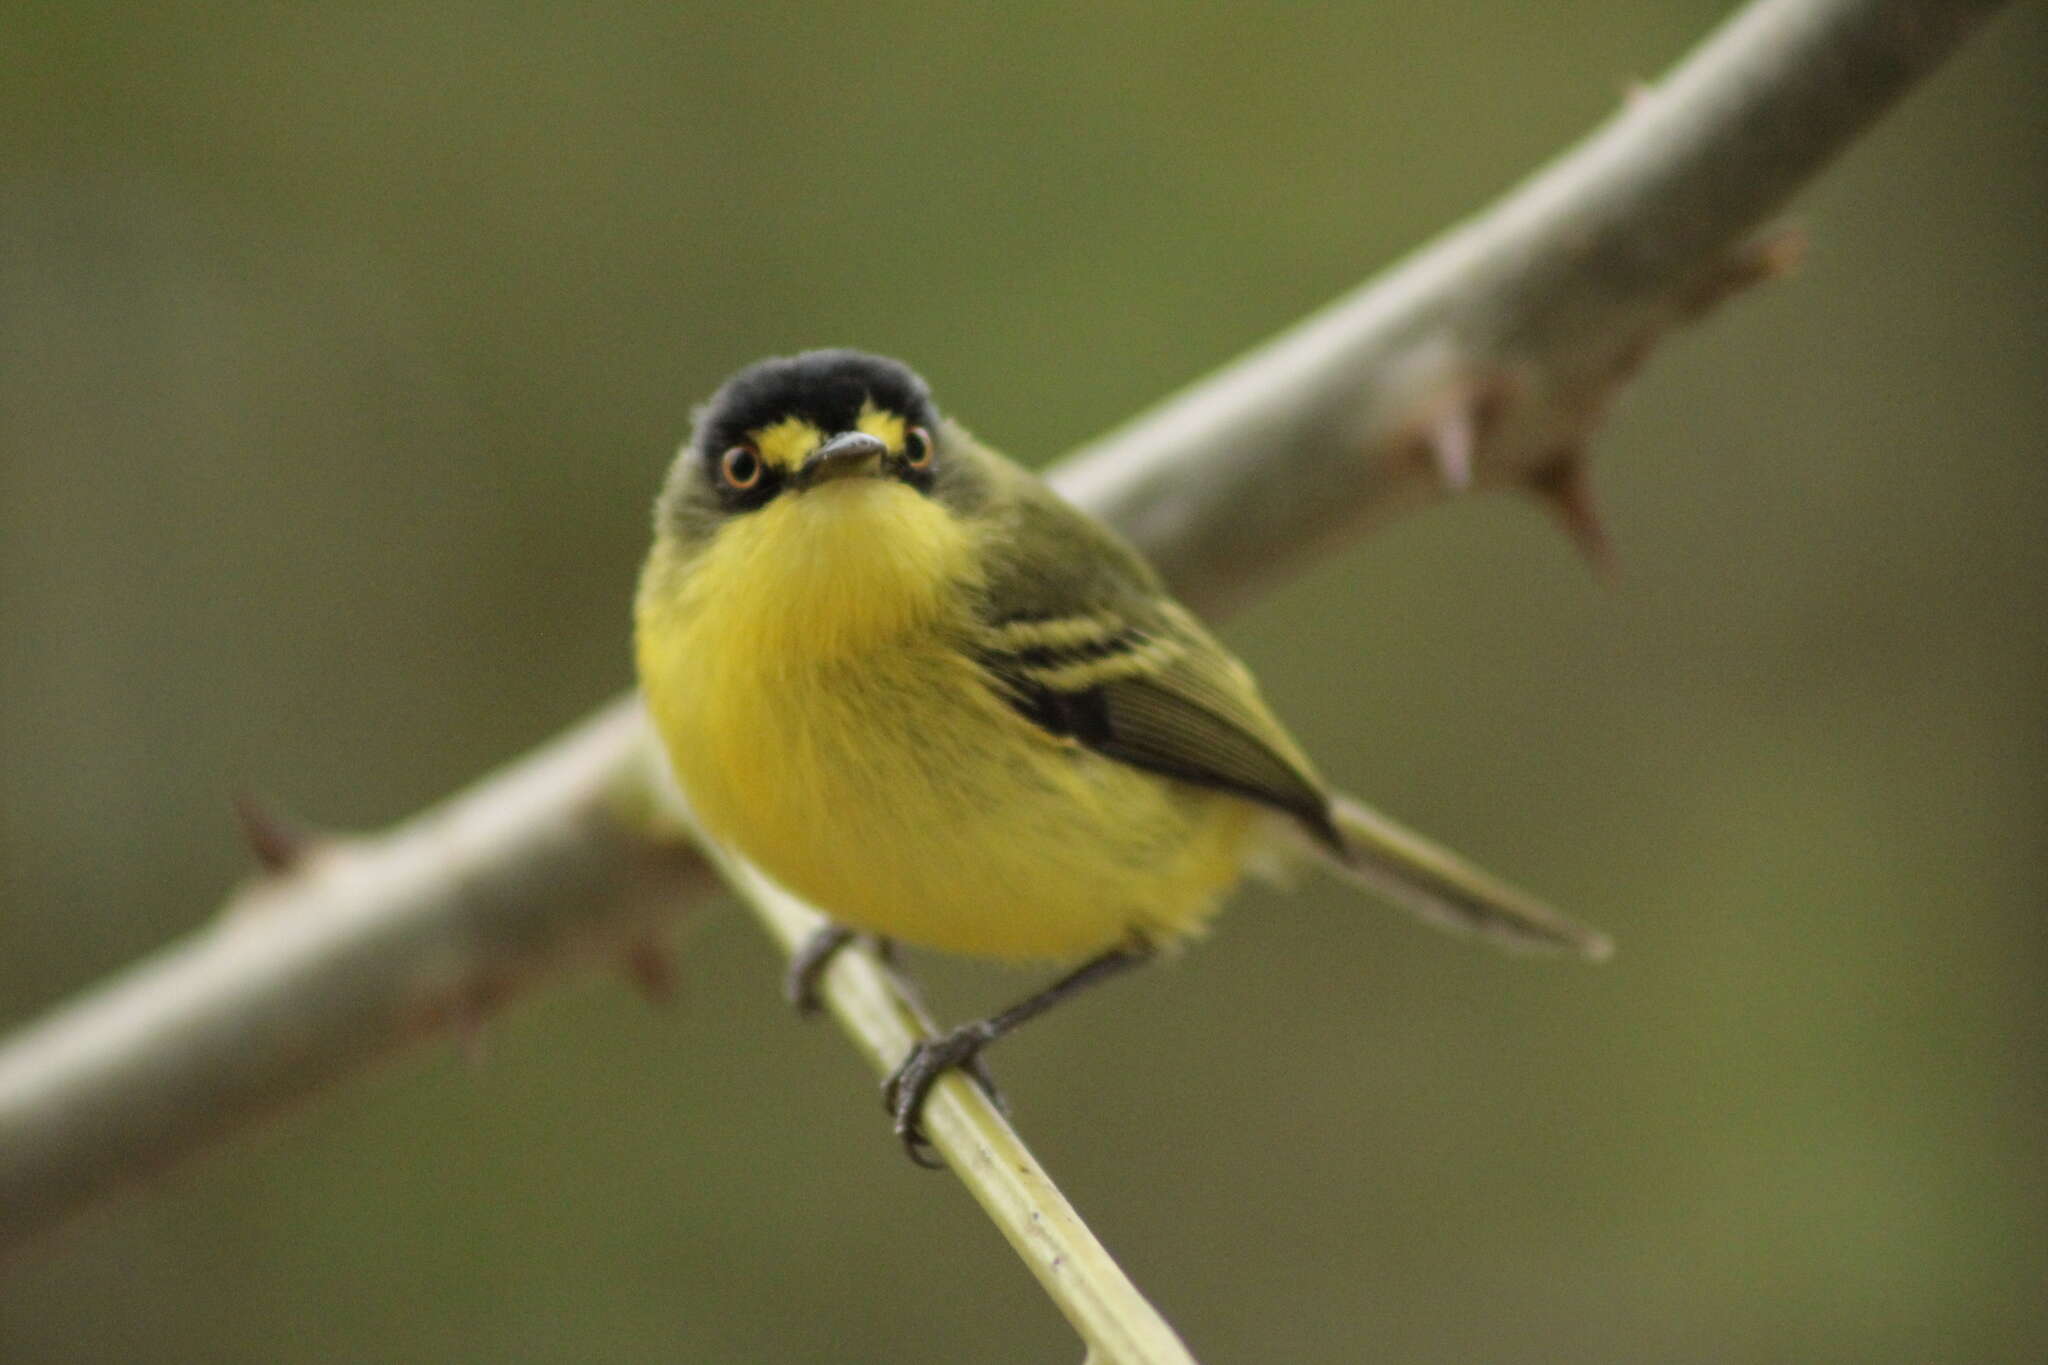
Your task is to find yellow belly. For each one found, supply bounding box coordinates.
[635,485,1257,961]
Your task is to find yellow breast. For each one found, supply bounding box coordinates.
[635,481,1257,961]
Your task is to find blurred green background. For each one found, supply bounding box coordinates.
[3,2,2042,1361]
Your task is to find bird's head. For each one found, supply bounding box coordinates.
[643,351,990,649]
[657,350,951,538]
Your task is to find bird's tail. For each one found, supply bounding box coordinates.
[1302,794,1613,960]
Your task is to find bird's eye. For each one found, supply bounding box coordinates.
[904,426,935,470]
[720,445,763,490]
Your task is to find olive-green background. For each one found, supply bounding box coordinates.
[3,3,2042,1361]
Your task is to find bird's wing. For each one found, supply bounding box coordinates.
[970,465,1341,849]
[964,450,1611,959]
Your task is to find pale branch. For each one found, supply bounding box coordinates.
[0,3,2007,1354]
[726,856,1200,1365]
[0,700,706,1250]
[1057,0,2005,610]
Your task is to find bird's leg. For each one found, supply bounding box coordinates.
[786,927,1011,1119]
[783,923,855,1015]
[884,940,1153,1168]
[868,938,1009,1120]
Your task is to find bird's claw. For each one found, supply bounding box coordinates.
[883,1023,1006,1168]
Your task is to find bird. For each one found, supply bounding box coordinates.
[634,349,1610,1164]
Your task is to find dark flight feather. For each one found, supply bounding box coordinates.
[970,458,1343,851]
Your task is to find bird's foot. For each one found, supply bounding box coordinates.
[883,1021,1008,1169]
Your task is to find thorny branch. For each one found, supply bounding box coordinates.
[0,1,2012,1359]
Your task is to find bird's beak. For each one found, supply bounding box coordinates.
[796,431,890,488]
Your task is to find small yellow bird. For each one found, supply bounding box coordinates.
[636,350,1609,1162]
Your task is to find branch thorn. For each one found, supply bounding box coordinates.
[1527,450,1615,580]
[447,977,510,1067]
[623,935,680,1007]
[1426,400,1476,492]
[1412,375,1513,493]
[453,1013,491,1067]
[231,791,315,873]
[1677,226,1807,320]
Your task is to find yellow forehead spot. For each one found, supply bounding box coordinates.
[855,400,908,453]
[748,417,824,472]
